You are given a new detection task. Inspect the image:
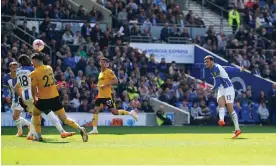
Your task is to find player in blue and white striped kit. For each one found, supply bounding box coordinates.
[204,55,242,138]
[16,54,73,140]
[3,62,31,137]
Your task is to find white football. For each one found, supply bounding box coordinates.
[32,39,45,52]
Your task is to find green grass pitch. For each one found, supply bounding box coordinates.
[1,126,276,165]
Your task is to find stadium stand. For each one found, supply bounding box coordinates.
[1,0,276,125]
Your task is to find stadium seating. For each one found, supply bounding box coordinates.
[1,0,274,125]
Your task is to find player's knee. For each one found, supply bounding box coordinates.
[12,114,19,121]
[55,108,67,121]
[13,111,20,120]
[33,108,41,116]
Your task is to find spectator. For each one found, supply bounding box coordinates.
[147,54,158,73]
[62,30,74,44]
[74,35,86,45]
[199,99,211,116]
[81,21,92,39]
[179,99,189,112]
[258,101,269,124]
[156,105,172,126]
[79,98,92,112]
[160,22,170,42]
[228,6,240,33]
[130,23,141,36]
[70,93,81,110]
[181,28,190,38]
[138,81,150,100]
[203,39,213,50]
[141,100,154,112]
[239,91,251,106]
[258,90,269,104]
[191,102,203,120]
[127,80,140,101]
[85,60,99,78]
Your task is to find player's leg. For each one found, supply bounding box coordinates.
[110,108,138,121]
[55,108,88,142]
[89,106,101,134]
[225,88,242,138]
[89,98,102,134]
[108,98,138,120]
[217,88,226,126]
[32,107,43,141]
[23,99,37,140]
[12,103,30,136]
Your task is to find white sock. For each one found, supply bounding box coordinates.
[93,126,98,130]
[47,112,65,134]
[20,117,31,126]
[219,107,225,121]
[15,118,23,133]
[230,111,240,130]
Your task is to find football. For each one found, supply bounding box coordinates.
[32,39,45,52]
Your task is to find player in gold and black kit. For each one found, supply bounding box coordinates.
[30,53,88,142]
[89,57,138,134]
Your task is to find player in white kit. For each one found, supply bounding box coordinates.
[16,55,38,140]
[16,54,75,140]
[3,62,31,137]
[204,55,242,138]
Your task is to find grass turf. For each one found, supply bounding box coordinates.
[1,126,276,165]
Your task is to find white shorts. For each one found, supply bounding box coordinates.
[11,102,24,113]
[21,89,33,101]
[217,86,235,104]
[23,98,34,113]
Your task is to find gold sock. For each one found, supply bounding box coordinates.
[32,115,41,134]
[92,114,98,127]
[118,110,129,115]
[64,118,80,130]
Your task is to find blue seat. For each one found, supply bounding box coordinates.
[251,109,260,123]
[239,104,248,123]
[252,103,259,111]
[241,104,254,123]
[208,102,217,118]
[189,94,197,102]
[271,5,276,10]
[259,1,266,7]
[187,102,193,109]
[175,101,182,108]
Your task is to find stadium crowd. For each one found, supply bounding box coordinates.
[1,0,276,124]
[1,0,103,21]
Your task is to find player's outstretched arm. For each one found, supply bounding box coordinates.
[223,66,244,72]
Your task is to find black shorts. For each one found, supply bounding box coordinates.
[35,96,63,114]
[95,98,115,109]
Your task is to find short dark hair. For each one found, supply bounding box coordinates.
[18,54,32,66]
[31,53,44,61]
[204,55,214,61]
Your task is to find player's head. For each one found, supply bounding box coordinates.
[31,53,44,67]
[204,55,214,69]
[18,54,32,66]
[100,57,109,69]
[9,61,18,73]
